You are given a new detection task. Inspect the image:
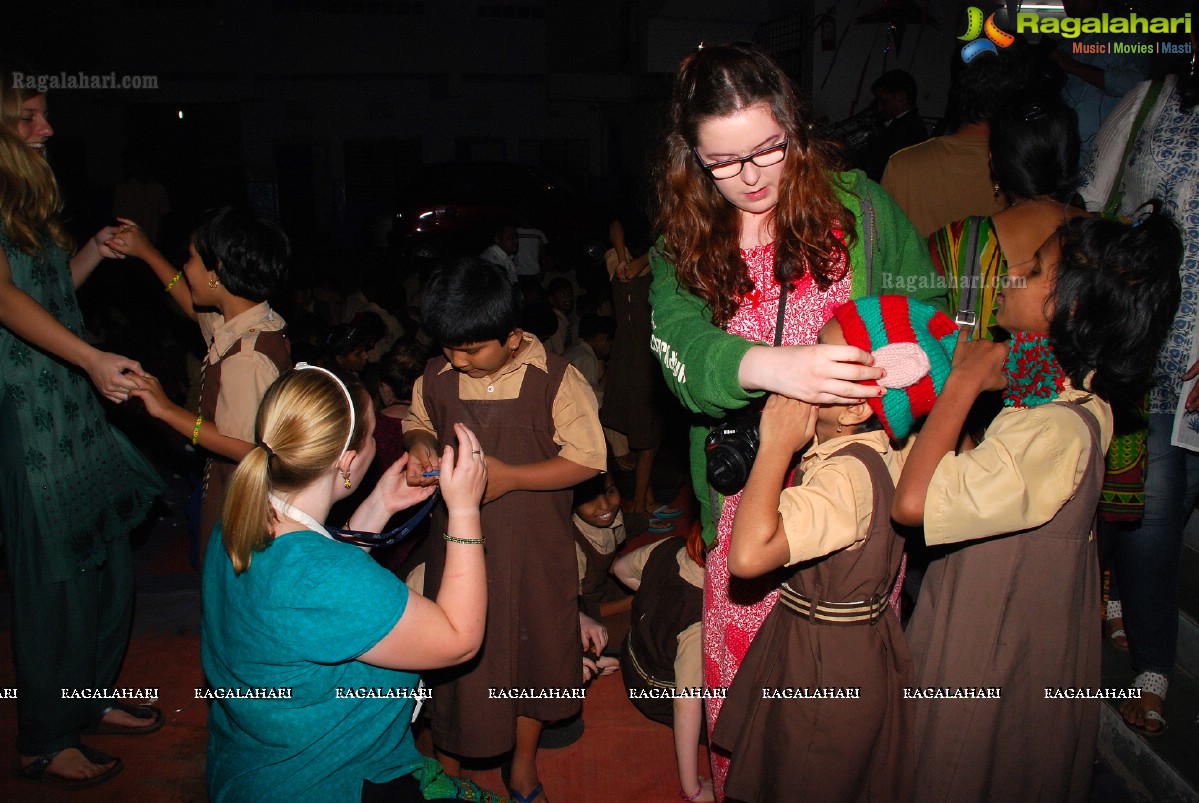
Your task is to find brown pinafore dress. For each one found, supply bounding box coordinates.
[620,537,703,726]
[906,403,1104,803]
[712,442,914,803]
[421,354,582,758]
[574,522,622,620]
[198,329,290,565]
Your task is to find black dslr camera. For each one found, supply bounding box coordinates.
[704,409,761,496]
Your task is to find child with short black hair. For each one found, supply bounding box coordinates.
[114,206,291,563]
[893,211,1183,801]
[403,257,606,803]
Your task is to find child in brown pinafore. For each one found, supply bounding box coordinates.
[115,207,291,565]
[893,214,1183,802]
[715,296,960,803]
[403,258,605,803]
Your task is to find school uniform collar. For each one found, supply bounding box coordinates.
[801,428,890,468]
[208,302,281,363]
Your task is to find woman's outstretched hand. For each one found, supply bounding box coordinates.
[373,453,437,514]
[440,423,487,514]
[83,350,143,404]
[739,343,885,405]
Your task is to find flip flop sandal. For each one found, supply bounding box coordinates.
[1106,625,1129,652]
[651,504,683,519]
[1104,600,1129,652]
[506,783,546,803]
[19,744,124,790]
[86,703,166,735]
[649,519,675,533]
[1125,709,1168,737]
[500,763,549,802]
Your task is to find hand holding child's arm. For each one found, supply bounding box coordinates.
[127,374,254,461]
[348,453,437,535]
[358,424,487,671]
[727,394,814,578]
[893,334,1008,526]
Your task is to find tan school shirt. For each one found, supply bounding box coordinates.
[197,302,287,443]
[923,383,1113,546]
[778,429,905,566]
[620,541,705,690]
[403,332,607,472]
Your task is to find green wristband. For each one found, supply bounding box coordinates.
[443,532,485,545]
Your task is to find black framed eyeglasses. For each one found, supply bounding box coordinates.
[695,140,789,180]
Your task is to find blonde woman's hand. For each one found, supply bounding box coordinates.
[92,226,126,260]
[82,349,143,403]
[106,219,157,261]
[373,453,436,514]
[439,423,487,514]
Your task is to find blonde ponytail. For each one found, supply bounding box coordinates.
[220,368,371,574]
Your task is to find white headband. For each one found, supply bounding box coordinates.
[294,362,356,463]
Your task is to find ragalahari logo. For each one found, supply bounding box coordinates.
[958,7,1016,63]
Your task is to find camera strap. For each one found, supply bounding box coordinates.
[773,281,789,346]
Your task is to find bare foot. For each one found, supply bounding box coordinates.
[1121,691,1165,734]
[680,777,714,802]
[20,747,116,781]
[102,707,150,728]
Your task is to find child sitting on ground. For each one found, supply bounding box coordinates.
[715,296,961,802]
[615,525,709,802]
[113,208,290,564]
[893,212,1182,801]
[403,258,606,803]
[573,471,627,683]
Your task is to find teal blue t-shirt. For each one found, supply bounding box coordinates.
[201,525,423,801]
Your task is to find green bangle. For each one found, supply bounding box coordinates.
[165,270,183,293]
[192,415,204,446]
[443,532,485,545]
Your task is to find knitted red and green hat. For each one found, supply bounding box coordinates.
[831,295,960,440]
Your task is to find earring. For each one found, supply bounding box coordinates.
[836,424,843,433]
[993,181,1001,199]
[208,275,220,289]
[343,473,352,489]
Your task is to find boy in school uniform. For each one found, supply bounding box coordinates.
[404,258,605,803]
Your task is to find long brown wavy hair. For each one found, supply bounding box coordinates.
[653,42,853,327]
[0,68,73,256]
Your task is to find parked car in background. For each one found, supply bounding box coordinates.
[381,161,610,272]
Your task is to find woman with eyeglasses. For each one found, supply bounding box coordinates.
[203,365,494,802]
[647,41,945,799]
